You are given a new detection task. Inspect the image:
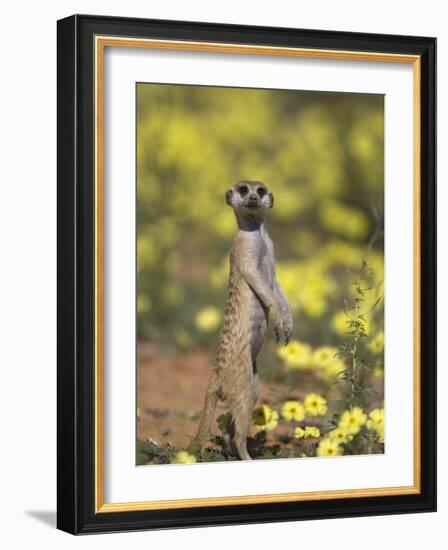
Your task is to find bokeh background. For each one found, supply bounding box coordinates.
[136,83,385,464]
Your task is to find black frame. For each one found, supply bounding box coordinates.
[57,14,437,534]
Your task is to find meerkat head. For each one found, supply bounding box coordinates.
[225,180,274,215]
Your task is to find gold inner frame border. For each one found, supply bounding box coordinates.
[94,35,421,513]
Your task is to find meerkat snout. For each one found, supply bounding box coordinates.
[225,180,274,212]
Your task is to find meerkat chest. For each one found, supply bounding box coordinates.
[250,231,275,354]
[259,232,275,287]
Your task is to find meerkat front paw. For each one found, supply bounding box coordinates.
[274,322,282,344]
[272,304,284,344]
[283,323,293,346]
[282,309,294,346]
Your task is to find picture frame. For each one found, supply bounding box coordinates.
[57,14,436,534]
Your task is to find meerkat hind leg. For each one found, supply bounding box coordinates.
[252,361,260,407]
[230,394,253,461]
[222,416,235,456]
[190,370,220,452]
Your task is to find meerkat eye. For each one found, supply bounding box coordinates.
[238,185,249,196]
[257,187,267,198]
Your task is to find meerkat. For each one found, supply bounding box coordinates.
[190,180,293,461]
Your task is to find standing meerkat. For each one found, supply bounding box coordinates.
[191,180,293,460]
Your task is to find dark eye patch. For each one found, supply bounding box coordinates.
[257,187,267,198]
[238,185,249,196]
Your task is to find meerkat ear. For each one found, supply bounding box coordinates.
[269,192,274,208]
[225,188,233,205]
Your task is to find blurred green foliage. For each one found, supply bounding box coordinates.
[137,84,384,356]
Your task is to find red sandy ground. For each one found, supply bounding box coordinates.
[137,348,287,449]
[137,346,384,451]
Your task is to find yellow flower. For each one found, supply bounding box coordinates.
[319,200,369,240]
[277,340,312,369]
[312,346,345,379]
[317,438,343,457]
[332,310,372,337]
[304,393,327,416]
[171,451,197,464]
[338,407,367,435]
[252,405,279,431]
[372,366,384,379]
[137,294,151,314]
[328,427,351,444]
[366,408,385,442]
[276,261,335,319]
[294,427,306,439]
[331,310,349,336]
[324,357,346,379]
[294,426,320,439]
[304,426,320,438]
[312,346,337,367]
[195,306,221,333]
[368,331,384,354]
[281,401,305,422]
[323,239,364,268]
[302,295,327,318]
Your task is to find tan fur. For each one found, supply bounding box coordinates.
[191,181,293,460]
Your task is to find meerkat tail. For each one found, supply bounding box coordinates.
[190,370,220,450]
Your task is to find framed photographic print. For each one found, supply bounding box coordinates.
[57,14,436,534]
